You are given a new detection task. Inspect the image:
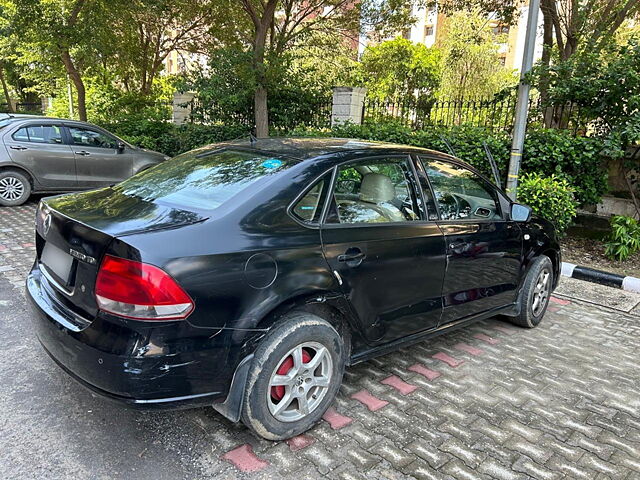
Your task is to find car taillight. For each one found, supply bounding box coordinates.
[95,255,194,320]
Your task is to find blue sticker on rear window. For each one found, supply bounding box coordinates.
[261,158,283,169]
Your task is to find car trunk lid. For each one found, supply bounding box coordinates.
[36,188,207,322]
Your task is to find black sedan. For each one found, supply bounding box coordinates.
[26,137,560,440]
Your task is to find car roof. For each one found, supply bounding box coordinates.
[215,136,464,165]
[0,114,100,124]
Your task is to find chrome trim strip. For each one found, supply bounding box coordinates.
[40,263,74,297]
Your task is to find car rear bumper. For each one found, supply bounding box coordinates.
[26,266,237,410]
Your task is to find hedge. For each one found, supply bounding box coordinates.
[293,122,608,206]
[104,118,608,206]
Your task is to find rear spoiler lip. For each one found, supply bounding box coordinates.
[41,199,209,239]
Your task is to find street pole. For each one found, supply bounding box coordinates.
[506,0,541,200]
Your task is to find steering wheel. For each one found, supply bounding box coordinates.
[438,192,460,220]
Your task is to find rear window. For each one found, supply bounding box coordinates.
[114,149,294,211]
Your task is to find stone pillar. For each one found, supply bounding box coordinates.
[172,91,195,125]
[331,87,367,127]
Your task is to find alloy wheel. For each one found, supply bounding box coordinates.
[267,342,333,422]
[531,268,551,316]
[0,176,25,201]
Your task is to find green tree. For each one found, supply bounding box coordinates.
[438,9,517,100]
[358,37,441,102]
[537,38,640,155]
[3,0,104,120]
[106,0,218,96]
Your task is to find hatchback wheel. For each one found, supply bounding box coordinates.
[507,255,553,328]
[0,170,31,206]
[241,312,346,440]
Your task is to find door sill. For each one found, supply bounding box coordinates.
[349,304,516,365]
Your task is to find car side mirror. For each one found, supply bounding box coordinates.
[117,142,126,153]
[511,203,532,222]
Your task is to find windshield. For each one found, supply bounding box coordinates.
[114,149,294,211]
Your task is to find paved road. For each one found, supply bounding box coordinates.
[1,202,639,479]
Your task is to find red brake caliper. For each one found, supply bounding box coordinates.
[271,349,312,401]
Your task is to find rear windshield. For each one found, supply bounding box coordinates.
[0,118,19,129]
[114,149,294,211]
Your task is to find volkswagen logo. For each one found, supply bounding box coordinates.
[43,213,52,237]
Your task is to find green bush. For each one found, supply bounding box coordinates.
[293,121,607,206]
[604,215,640,261]
[522,129,607,206]
[99,120,249,157]
[516,173,578,235]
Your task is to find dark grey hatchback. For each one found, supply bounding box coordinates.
[0,114,168,205]
[26,137,560,440]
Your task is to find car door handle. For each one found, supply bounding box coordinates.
[9,145,27,151]
[338,248,366,266]
[449,240,470,251]
[75,150,90,156]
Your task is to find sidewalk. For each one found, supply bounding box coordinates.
[555,276,640,315]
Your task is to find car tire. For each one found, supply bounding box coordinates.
[0,170,31,206]
[507,255,553,328]
[241,311,346,440]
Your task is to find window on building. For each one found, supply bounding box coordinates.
[424,25,434,37]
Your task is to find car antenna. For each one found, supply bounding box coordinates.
[483,141,503,189]
[439,135,456,157]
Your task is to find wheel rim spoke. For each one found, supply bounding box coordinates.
[298,392,310,415]
[312,376,330,388]
[272,389,294,417]
[303,346,326,372]
[291,346,304,372]
[270,374,294,387]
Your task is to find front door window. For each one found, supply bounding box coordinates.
[424,160,501,220]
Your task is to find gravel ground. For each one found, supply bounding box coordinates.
[561,235,640,278]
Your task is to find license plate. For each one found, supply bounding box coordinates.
[42,242,73,283]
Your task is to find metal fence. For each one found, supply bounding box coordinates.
[0,102,43,114]
[362,97,587,135]
[189,97,333,131]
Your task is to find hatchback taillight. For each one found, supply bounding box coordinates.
[95,255,194,320]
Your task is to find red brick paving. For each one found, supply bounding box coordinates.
[381,375,417,395]
[454,342,484,356]
[550,295,571,305]
[322,407,353,430]
[222,444,268,473]
[351,389,389,411]
[408,363,442,380]
[432,352,465,367]
[286,434,315,451]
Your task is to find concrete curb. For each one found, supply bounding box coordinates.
[561,262,640,293]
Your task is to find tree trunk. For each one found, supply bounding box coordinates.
[60,49,87,121]
[250,0,278,138]
[0,63,14,113]
[252,34,270,138]
[254,85,269,137]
